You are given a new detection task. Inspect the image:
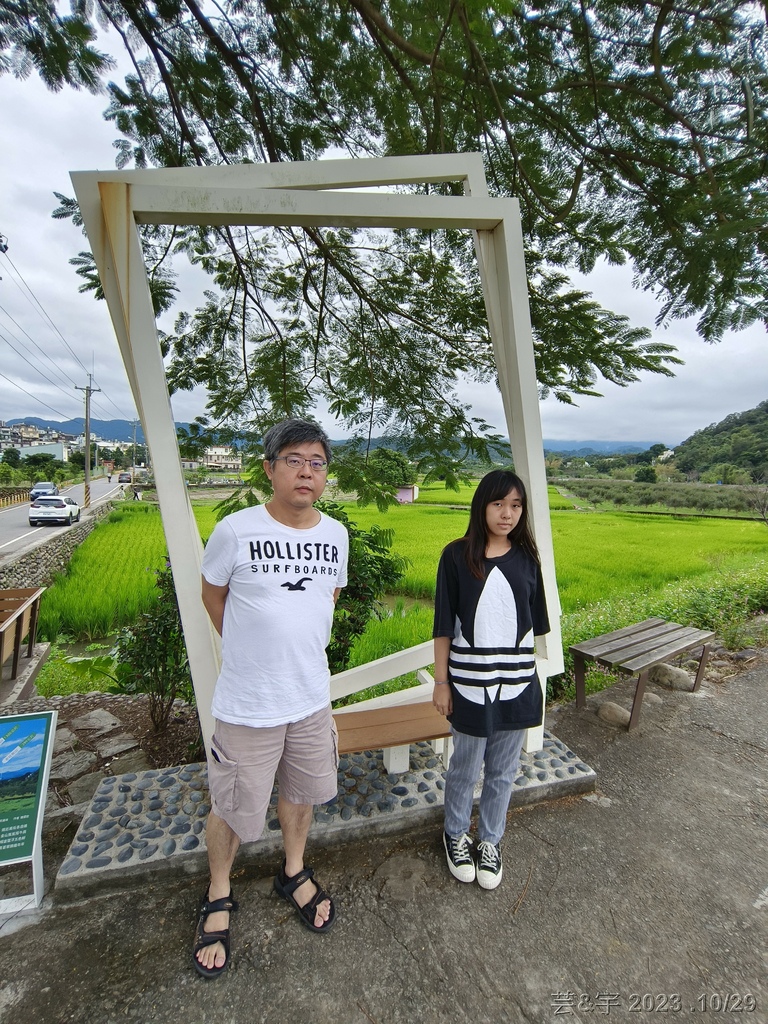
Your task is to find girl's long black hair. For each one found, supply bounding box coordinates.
[461,469,540,579]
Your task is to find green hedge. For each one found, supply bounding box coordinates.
[564,478,755,514]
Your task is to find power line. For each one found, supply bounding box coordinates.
[0,237,135,422]
[90,398,131,423]
[0,301,79,390]
[0,369,70,420]
[0,250,89,376]
[0,326,82,408]
[89,380,134,421]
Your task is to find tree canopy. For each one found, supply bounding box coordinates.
[4,1,766,480]
[1,447,21,468]
[674,399,768,478]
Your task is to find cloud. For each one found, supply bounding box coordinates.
[1,69,764,444]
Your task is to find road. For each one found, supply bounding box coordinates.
[0,477,122,562]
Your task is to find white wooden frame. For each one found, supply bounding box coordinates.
[71,154,563,757]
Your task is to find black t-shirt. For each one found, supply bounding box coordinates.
[433,539,550,737]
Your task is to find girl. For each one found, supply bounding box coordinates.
[432,469,550,889]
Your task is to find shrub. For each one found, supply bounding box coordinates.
[319,501,408,674]
[66,562,194,733]
[635,486,657,505]
[111,562,194,731]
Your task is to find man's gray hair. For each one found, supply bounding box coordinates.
[262,418,332,464]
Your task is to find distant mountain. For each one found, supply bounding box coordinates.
[0,766,38,783]
[7,418,669,455]
[542,439,665,455]
[7,417,190,444]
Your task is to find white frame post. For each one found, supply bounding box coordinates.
[71,155,563,756]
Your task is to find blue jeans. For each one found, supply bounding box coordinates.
[443,726,526,846]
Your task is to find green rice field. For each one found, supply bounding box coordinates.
[416,480,575,511]
[35,494,768,701]
[343,503,767,611]
[37,503,218,641]
[549,512,766,612]
[415,480,478,505]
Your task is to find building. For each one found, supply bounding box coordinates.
[201,446,242,472]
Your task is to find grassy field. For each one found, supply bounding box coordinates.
[550,511,766,611]
[343,503,767,611]
[34,491,768,705]
[415,480,478,505]
[38,496,767,640]
[335,501,768,703]
[416,480,576,511]
[38,505,167,641]
[37,502,218,641]
[342,486,577,597]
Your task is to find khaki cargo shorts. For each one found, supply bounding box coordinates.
[207,705,339,842]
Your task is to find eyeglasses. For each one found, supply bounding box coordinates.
[273,456,328,471]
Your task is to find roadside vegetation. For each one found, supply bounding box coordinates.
[37,504,170,642]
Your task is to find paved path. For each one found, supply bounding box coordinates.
[0,652,766,1024]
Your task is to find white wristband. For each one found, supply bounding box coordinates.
[434,680,450,685]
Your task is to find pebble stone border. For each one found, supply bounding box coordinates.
[56,730,595,889]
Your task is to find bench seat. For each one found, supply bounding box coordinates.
[334,700,450,757]
[570,617,715,730]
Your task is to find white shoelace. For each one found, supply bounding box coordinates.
[451,834,473,862]
[477,842,500,870]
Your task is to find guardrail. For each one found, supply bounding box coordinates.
[0,488,30,508]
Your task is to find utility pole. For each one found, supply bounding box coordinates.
[132,419,137,477]
[75,374,101,509]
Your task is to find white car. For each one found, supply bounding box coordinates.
[29,495,81,527]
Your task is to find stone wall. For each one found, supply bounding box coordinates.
[0,503,113,590]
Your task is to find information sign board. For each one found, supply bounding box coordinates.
[0,710,57,912]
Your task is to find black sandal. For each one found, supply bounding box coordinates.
[192,887,239,979]
[273,861,336,934]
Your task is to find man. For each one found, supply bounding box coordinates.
[194,418,348,979]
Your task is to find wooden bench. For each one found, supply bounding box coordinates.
[334,700,451,762]
[0,587,45,683]
[571,617,715,731]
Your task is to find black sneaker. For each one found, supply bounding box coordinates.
[476,841,503,889]
[443,831,475,883]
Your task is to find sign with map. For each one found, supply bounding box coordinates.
[0,711,56,866]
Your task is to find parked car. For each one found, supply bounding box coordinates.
[29,481,59,500]
[117,472,132,483]
[29,495,81,527]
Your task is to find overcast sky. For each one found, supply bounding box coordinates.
[1,64,765,447]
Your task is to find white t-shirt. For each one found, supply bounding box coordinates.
[201,503,348,728]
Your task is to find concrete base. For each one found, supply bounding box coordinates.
[0,642,50,706]
[54,730,595,897]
